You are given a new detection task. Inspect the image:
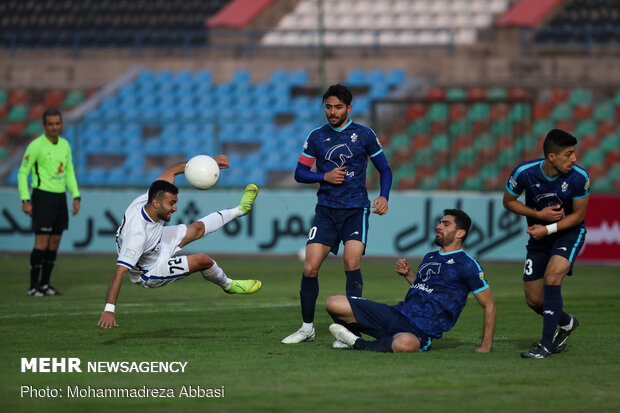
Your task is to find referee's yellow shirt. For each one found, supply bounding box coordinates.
[17,134,80,201]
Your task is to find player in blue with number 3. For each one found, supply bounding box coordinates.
[503,129,590,358]
[282,84,392,345]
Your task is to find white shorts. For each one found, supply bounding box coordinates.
[133,225,192,289]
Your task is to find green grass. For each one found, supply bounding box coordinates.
[1,255,619,412]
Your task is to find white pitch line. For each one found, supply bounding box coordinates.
[0,302,297,319]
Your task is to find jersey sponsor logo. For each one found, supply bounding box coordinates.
[479,271,485,281]
[413,283,434,294]
[543,310,555,316]
[446,259,455,264]
[584,179,590,191]
[325,144,353,167]
[534,193,563,209]
[561,181,568,192]
[57,162,64,174]
[557,247,567,251]
[349,231,359,237]
[124,248,136,258]
[303,140,308,150]
[418,262,441,282]
[323,138,331,142]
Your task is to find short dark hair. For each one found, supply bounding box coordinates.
[322,84,353,106]
[148,180,178,203]
[543,129,577,157]
[443,208,472,242]
[42,108,62,124]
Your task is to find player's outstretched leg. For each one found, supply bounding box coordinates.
[200,259,262,295]
[238,184,259,216]
[552,314,579,353]
[225,279,262,294]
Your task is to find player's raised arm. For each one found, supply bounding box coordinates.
[98,265,129,328]
[395,258,416,285]
[473,288,496,353]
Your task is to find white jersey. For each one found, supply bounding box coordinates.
[116,192,165,284]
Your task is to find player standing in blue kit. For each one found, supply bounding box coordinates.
[503,129,590,358]
[282,84,393,345]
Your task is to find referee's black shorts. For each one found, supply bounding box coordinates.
[31,189,68,235]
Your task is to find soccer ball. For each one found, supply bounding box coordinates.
[184,155,220,190]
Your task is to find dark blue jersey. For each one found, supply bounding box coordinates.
[505,159,590,228]
[394,250,489,339]
[299,120,384,209]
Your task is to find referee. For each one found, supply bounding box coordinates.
[18,108,81,296]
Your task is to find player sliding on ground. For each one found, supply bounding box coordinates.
[98,155,261,328]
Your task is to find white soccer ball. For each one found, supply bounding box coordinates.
[184,155,220,190]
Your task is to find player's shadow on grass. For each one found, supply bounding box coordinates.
[100,328,250,345]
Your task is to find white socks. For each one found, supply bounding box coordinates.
[198,208,242,236]
[201,260,232,289]
[301,322,314,332]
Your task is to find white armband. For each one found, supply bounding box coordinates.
[104,303,115,313]
[545,223,558,235]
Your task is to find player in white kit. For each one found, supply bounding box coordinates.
[98,155,261,328]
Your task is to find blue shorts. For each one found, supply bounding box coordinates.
[523,226,587,281]
[347,296,432,352]
[307,205,370,255]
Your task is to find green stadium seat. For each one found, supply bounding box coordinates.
[25,120,42,137]
[431,134,450,152]
[456,147,476,167]
[491,119,513,135]
[601,134,620,152]
[427,103,448,121]
[568,88,592,106]
[6,104,29,122]
[446,88,467,101]
[389,132,410,151]
[406,120,430,136]
[462,175,483,190]
[593,103,615,121]
[0,89,8,106]
[419,175,441,190]
[613,88,620,105]
[62,90,85,109]
[533,120,555,137]
[468,103,491,122]
[574,120,598,137]
[551,104,573,121]
[449,120,472,136]
[581,149,605,168]
[510,103,531,121]
[473,134,494,152]
[414,147,434,165]
[487,87,508,101]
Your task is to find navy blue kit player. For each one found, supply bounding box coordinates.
[503,129,590,358]
[282,84,393,344]
[326,209,496,353]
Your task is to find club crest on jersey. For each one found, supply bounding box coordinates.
[325,144,353,167]
[561,181,568,192]
[418,262,441,282]
[350,133,358,143]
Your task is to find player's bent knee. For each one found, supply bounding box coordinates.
[325,295,347,314]
[392,333,420,353]
[194,254,214,270]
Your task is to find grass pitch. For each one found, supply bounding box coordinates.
[1,254,619,412]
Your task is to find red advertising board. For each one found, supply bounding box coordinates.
[579,195,620,263]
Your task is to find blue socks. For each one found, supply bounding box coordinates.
[345,269,363,298]
[541,285,563,350]
[300,274,319,323]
